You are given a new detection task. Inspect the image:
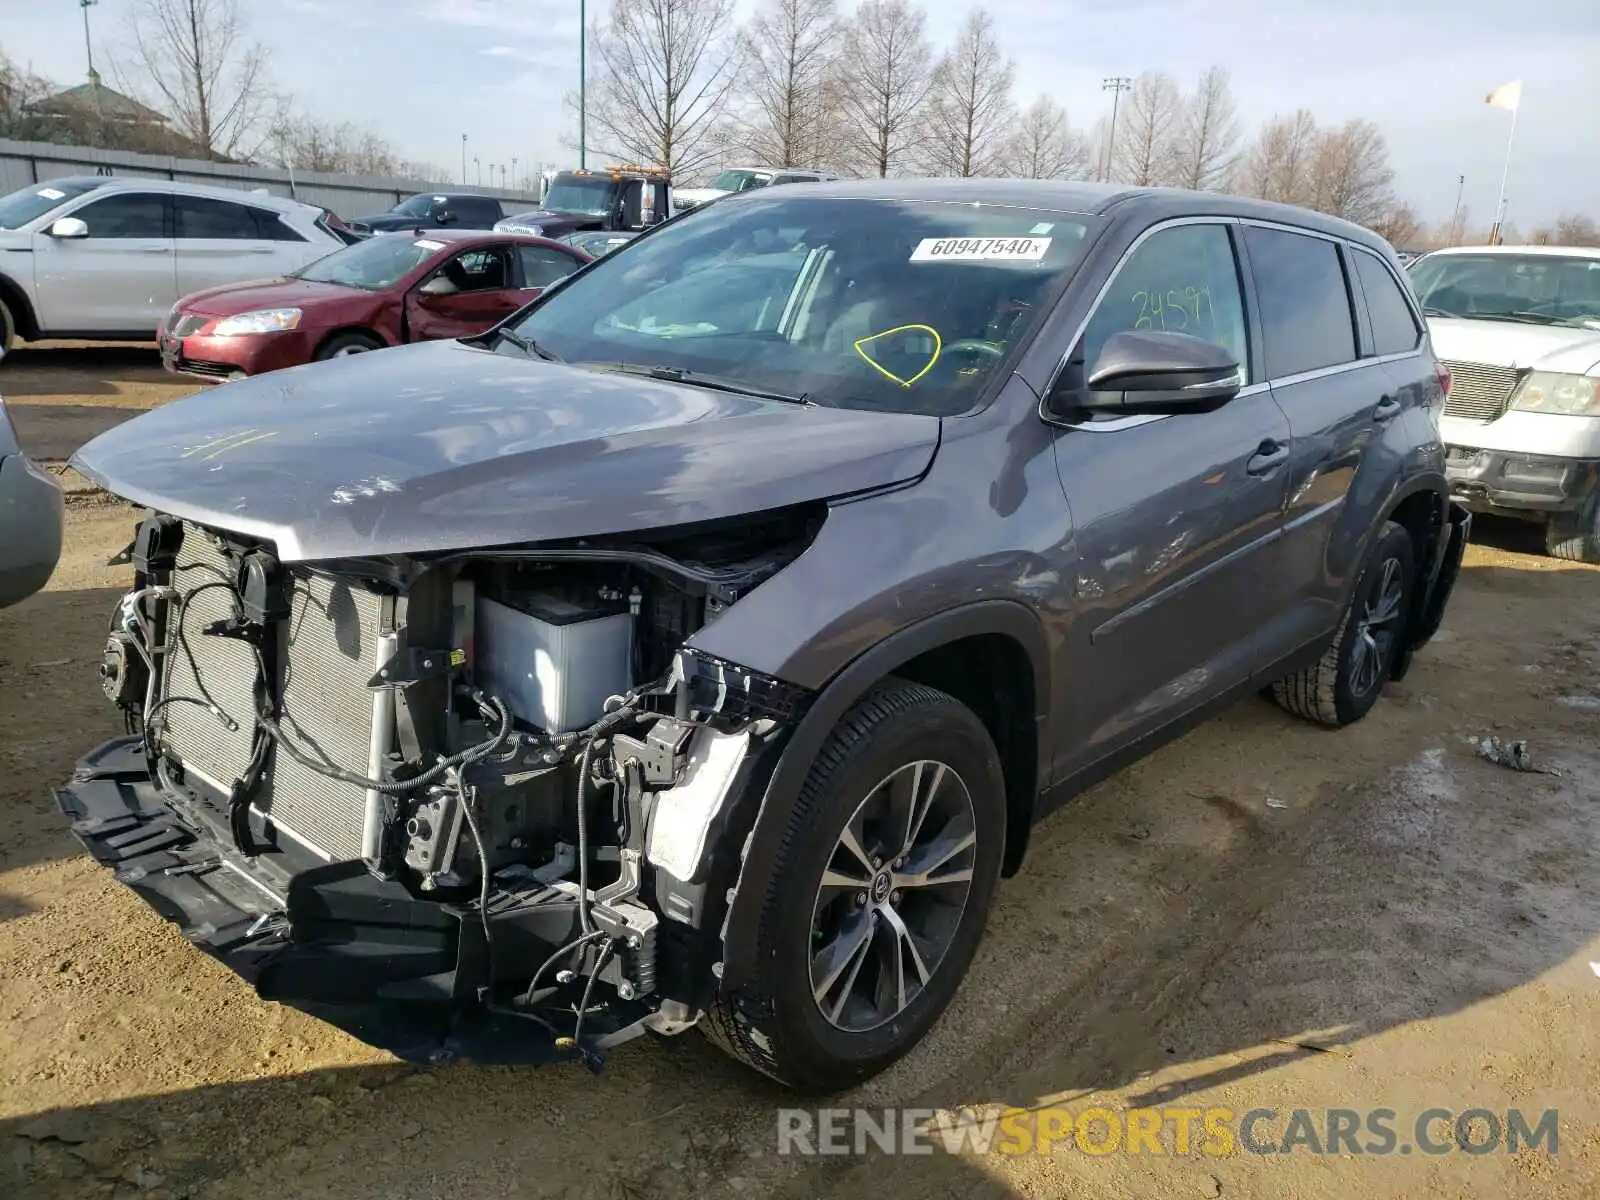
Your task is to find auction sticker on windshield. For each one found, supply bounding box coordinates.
[414,239,446,250]
[910,237,1050,263]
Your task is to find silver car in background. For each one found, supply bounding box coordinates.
[0,395,62,607]
[0,177,348,360]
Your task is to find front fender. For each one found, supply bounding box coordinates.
[716,599,1050,993]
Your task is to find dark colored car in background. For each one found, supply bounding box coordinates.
[495,166,673,240]
[348,192,507,234]
[159,229,589,379]
[61,179,1468,1095]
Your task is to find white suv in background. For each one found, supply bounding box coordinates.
[672,166,839,211]
[0,177,348,361]
[1410,245,1600,562]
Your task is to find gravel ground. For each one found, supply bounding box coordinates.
[2,345,1597,1199]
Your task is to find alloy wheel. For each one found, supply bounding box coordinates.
[808,760,978,1033]
[1350,555,1405,697]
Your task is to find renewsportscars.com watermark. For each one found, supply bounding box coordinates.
[777,1107,1560,1157]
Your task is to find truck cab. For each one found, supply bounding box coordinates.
[494,166,672,240]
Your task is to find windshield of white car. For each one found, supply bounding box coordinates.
[542,179,613,216]
[295,235,437,289]
[0,180,101,229]
[709,170,771,192]
[1410,253,1600,326]
[509,195,1098,417]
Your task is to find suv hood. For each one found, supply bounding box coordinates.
[1427,316,1600,375]
[71,339,939,562]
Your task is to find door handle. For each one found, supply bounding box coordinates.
[1373,394,1401,422]
[141,246,172,254]
[1246,439,1290,476]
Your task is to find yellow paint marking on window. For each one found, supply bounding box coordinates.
[853,324,943,388]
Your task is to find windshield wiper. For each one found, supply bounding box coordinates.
[1422,307,1455,318]
[1467,312,1560,326]
[581,362,812,405]
[495,327,562,361]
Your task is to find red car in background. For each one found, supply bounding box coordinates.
[158,229,591,380]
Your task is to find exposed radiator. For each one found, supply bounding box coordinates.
[1441,360,1524,423]
[158,524,391,862]
[264,572,390,861]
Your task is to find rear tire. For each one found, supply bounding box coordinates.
[1543,494,1600,564]
[1272,521,1415,728]
[314,331,384,360]
[704,678,1005,1093]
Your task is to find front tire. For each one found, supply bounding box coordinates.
[705,678,1005,1093]
[0,295,15,365]
[1544,493,1600,564]
[314,331,384,360]
[1272,520,1415,727]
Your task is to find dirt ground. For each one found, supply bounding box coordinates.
[2,344,1597,1199]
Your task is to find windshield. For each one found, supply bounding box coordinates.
[0,180,100,230]
[392,194,443,217]
[295,234,440,290]
[511,195,1097,416]
[1410,253,1600,327]
[709,170,771,192]
[543,178,615,216]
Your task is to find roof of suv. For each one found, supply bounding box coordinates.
[718,177,1395,254]
[41,174,319,215]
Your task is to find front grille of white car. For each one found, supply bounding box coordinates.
[1440,360,1524,422]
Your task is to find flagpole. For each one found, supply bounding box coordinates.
[1489,100,1519,246]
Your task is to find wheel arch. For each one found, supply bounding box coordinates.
[0,272,40,341]
[718,600,1050,993]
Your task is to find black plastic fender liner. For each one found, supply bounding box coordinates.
[716,599,1051,994]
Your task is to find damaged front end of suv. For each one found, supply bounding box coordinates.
[54,335,942,1072]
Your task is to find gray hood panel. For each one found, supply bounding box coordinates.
[71,340,940,562]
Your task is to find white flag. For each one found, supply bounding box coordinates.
[1485,81,1522,112]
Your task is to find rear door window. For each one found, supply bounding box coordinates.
[1351,248,1422,356]
[175,195,267,239]
[1244,226,1358,378]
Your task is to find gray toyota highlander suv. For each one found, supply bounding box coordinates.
[56,179,1469,1092]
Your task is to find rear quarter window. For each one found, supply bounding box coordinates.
[1352,249,1422,356]
[1244,225,1358,379]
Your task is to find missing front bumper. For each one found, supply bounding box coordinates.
[53,738,645,1067]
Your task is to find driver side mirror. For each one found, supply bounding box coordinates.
[419,276,459,296]
[47,216,89,239]
[1048,329,1242,418]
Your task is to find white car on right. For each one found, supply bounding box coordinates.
[1409,244,1600,561]
[672,166,838,211]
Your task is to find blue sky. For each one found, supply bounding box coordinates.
[2,0,1595,226]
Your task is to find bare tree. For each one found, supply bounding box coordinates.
[113,0,272,160]
[584,0,742,177]
[269,115,424,177]
[1006,95,1088,180]
[1237,108,1319,205]
[1306,118,1394,225]
[1542,213,1600,247]
[1370,202,1422,249]
[736,0,842,168]
[1110,70,1181,186]
[922,7,1015,177]
[1170,66,1239,191]
[0,47,52,140]
[835,0,934,178]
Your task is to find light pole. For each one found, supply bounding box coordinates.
[512,156,519,189]
[79,0,99,80]
[579,0,587,169]
[474,155,481,186]
[1450,174,1465,241]
[461,133,468,185]
[1101,77,1131,183]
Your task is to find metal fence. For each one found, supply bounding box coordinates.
[0,138,545,219]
